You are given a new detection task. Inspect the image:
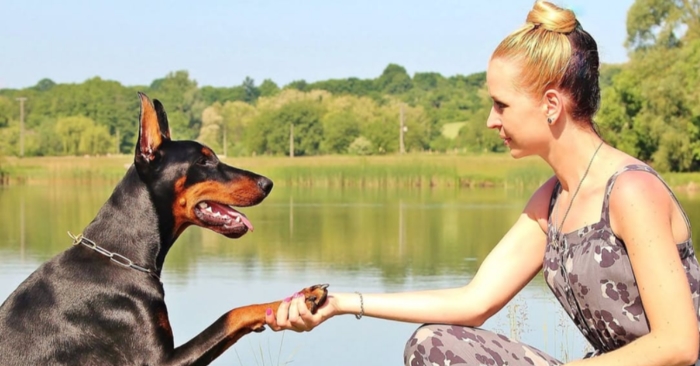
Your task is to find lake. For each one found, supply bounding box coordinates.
[2,182,699,365]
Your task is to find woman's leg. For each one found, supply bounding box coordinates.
[404,324,563,366]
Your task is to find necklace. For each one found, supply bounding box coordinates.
[553,141,604,245]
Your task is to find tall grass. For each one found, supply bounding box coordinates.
[1,153,555,189]
[233,332,300,366]
[2,155,130,185]
[4,153,700,191]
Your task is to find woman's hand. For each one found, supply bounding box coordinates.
[266,291,336,332]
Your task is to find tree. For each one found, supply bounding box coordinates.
[246,100,325,156]
[55,116,105,155]
[78,124,112,155]
[200,86,246,105]
[280,101,325,156]
[626,0,700,50]
[308,77,376,96]
[597,37,700,171]
[320,110,360,154]
[33,78,56,92]
[14,78,137,154]
[242,76,260,103]
[0,127,18,156]
[592,0,700,171]
[148,70,202,139]
[285,80,309,92]
[413,72,443,91]
[244,110,275,155]
[197,103,224,151]
[376,64,413,94]
[453,88,504,153]
[33,119,63,156]
[259,79,280,97]
[0,96,14,128]
[221,101,258,155]
[347,136,373,155]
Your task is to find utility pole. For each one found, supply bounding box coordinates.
[222,123,227,157]
[16,97,27,158]
[289,123,294,158]
[399,104,406,154]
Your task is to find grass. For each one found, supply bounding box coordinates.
[0,153,554,189]
[441,122,467,139]
[2,153,700,191]
[1,155,131,185]
[234,332,301,366]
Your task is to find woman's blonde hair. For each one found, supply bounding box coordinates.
[492,1,601,125]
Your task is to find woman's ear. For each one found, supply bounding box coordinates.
[542,89,563,125]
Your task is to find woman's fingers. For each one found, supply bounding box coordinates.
[287,294,301,324]
[265,291,325,332]
[265,306,278,330]
[287,293,312,332]
[266,295,293,331]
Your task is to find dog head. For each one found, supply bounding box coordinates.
[134,92,273,239]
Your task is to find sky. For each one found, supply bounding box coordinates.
[0,0,636,90]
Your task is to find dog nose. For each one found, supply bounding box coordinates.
[257,177,273,195]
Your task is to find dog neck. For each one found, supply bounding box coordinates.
[81,165,177,276]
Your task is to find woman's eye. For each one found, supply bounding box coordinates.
[494,101,506,110]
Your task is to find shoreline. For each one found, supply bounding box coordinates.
[2,154,700,193]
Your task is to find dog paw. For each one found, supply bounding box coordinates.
[299,284,329,314]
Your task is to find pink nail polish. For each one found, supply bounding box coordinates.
[284,296,292,302]
[266,308,272,316]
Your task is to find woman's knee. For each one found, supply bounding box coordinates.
[403,324,471,366]
[403,324,561,366]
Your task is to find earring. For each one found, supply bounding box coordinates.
[547,117,553,124]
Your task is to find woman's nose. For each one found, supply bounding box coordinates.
[486,108,500,129]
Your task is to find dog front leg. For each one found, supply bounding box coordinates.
[163,284,328,366]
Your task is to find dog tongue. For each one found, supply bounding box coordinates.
[208,202,254,231]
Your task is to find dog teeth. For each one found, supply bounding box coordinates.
[235,216,241,223]
[198,202,208,209]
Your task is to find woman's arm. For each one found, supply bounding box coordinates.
[566,171,699,366]
[266,178,559,331]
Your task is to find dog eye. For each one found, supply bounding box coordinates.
[196,157,214,166]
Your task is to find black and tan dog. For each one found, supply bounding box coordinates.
[0,93,327,366]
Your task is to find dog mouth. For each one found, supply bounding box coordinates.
[194,201,253,238]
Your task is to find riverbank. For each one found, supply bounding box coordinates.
[2,154,700,191]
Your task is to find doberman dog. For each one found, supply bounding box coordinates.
[0,92,328,366]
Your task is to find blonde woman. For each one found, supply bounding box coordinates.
[266,1,700,365]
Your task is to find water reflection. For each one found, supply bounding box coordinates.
[2,183,700,365]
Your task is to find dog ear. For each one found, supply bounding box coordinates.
[136,92,165,163]
[153,99,172,141]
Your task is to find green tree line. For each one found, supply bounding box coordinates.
[0,0,698,171]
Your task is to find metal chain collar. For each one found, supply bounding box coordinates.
[67,231,162,283]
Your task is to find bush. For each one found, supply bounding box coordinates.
[348,136,374,156]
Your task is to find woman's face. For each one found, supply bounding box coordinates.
[486,57,549,158]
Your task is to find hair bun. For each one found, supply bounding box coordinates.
[526,1,578,34]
